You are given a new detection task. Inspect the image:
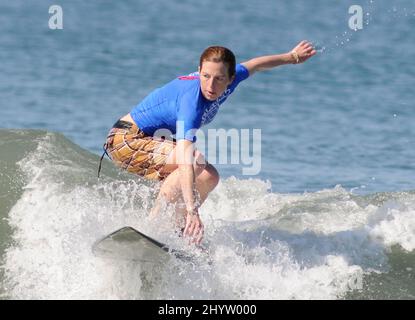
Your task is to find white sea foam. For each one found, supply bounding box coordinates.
[368,200,415,252]
[2,134,415,299]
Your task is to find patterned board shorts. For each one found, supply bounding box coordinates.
[103,120,176,181]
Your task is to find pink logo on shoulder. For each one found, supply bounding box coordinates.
[178,76,199,80]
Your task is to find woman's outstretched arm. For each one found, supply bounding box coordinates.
[241,40,316,76]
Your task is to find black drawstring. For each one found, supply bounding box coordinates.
[97,120,134,178]
[97,143,110,178]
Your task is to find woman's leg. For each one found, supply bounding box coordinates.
[195,163,220,204]
[149,151,219,221]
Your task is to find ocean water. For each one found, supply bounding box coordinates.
[0,0,414,299]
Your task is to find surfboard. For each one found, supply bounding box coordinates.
[92,226,193,263]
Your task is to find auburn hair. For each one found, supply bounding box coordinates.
[199,46,236,78]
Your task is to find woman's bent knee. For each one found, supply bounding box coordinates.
[194,150,207,175]
[200,164,220,189]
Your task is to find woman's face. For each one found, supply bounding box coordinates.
[199,61,234,101]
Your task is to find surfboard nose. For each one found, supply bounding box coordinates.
[92,226,195,264]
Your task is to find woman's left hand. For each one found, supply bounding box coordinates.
[183,209,204,245]
[290,40,317,64]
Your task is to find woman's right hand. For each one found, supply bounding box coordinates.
[290,40,316,64]
[183,209,204,244]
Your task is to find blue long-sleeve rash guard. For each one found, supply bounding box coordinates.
[130,64,250,142]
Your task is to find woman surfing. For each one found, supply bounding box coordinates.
[100,41,316,245]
